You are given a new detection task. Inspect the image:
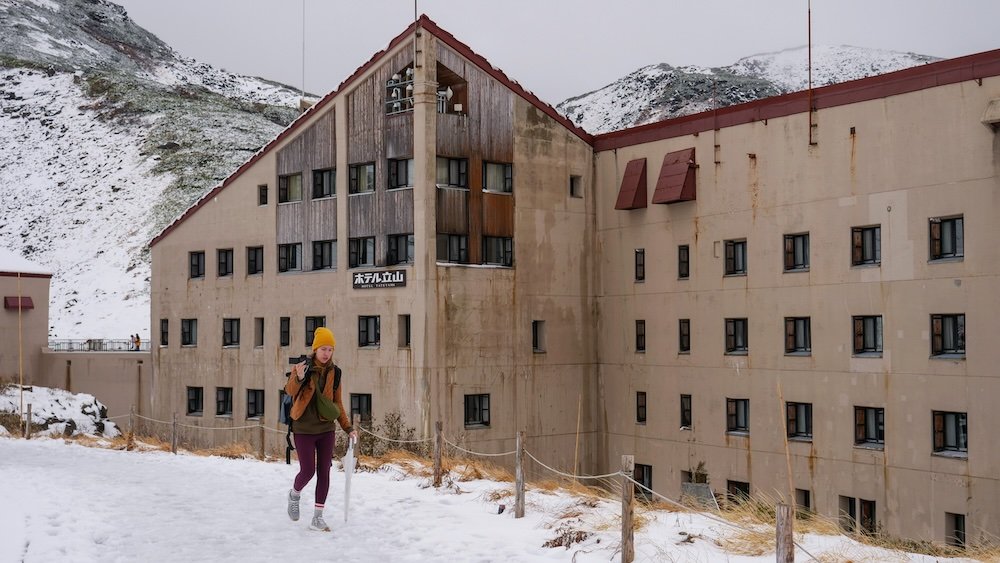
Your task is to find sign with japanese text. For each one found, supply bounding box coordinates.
[352,269,407,289]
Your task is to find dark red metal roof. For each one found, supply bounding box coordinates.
[595,49,1000,151]
[614,158,648,210]
[4,296,34,310]
[651,147,696,205]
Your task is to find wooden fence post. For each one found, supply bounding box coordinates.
[621,455,635,563]
[776,502,794,562]
[258,423,266,460]
[171,412,177,454]
[433,420,442,487]
[127,405,135,450]
[515,430,525,518]
[24,403,31,439]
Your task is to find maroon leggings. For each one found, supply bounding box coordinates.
[293,431,335,505]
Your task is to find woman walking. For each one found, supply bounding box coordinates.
[284,327,357,531]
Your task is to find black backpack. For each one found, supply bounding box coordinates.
[281,365,342,464]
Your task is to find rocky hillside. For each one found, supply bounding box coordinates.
[0,0,304,338]
[557,45,940,134]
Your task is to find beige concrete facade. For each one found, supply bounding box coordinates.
[147,17,1000,543]
[594,74,1000,542]
[0,269,50,387]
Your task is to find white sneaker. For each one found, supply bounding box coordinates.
[309,514,330,532]
[287,490,300,521]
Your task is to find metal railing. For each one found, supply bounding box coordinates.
[47,339,151,352]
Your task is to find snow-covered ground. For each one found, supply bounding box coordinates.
[0,68,168,340]
[0,384,978,563]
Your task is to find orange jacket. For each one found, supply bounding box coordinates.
[284,362,351,432]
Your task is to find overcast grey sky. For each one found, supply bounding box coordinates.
[115,0,1000,104]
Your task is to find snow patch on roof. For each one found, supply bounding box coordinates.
[0,247,52,276]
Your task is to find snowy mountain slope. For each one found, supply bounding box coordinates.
[558,45,940,134]
[0,0,304,338]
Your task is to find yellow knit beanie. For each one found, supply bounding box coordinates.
[311,327,336,351]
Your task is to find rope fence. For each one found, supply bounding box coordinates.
[99,409,823,562]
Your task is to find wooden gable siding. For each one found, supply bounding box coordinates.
[346,49,414,266]
[436,188,469,234]
[482,193,513,237]
[276,109,337,268]
[435,40,514,263]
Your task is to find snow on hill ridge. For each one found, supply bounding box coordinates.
[557,45,941,134]
[0,0,302,338]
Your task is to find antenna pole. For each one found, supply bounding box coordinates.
[301,0,306,98]
[807,0,815,145]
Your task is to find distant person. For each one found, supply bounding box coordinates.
[135,334,141,351]
[284,327,357,532]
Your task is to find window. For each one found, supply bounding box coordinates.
[258,184,268,206]
[634,249,645,281]
[312,168,335,198]
[725,318,749,354]
[217,248,233,277]
[247,246,263,275]
[795,489,812,513]
[186,386,203,415]
[569,175,582,198]
[636,391,647,424]
[305,316,326,347]
[786,402,813,439]
[839,496,857,532]
[727,398,750,433]
[929,215,963,260]
[398,314,411,348]
[464,393,490,427]
[278,243,302,272]
[483,162,513,193]
[247,389,264,419]
[278,173,302,203]
[222,318,240,347]
[634,464,652,500]
[852,315,883,355]
[349,237,375,268]
[436,157,468,188]
[946,512,966,548]
[931,314,965,356]
[312,240,336,270]
[678,245,689,279]
[279,317,290,347]
[388,158,414,189]
[387,234,414,266]
[680,394,692,428]
[858,499,877,535]
[933,411,968,453]
[437,234,468,263]
[349,163,375,194]
[635,320,646,353]
[189,251,205,279]
[784,317,811,354]
[854,406,885,446]
[216,387,233,416]
[359,315,380,347]
[159,319,168,346]
[678,319,690,353]
[254,317,264,348]
[350,393,373,424]
[482,237,513,266]
[532,320,546,353]
[783,233,809,271]
[727,480,750,504]
[724,239,747,275]
[851,225,880,266]
[181,319,198,346]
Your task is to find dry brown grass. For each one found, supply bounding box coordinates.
[195,442,255,459]
[715,528,774,557]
